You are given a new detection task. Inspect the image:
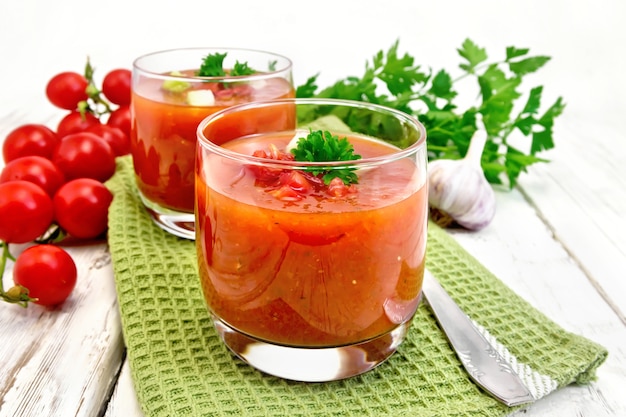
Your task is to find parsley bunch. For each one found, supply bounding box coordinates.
[291,130,362,185]
[296,39,565,188]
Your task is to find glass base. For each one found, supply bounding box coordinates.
[138,191,196,240]
[213,317,412,382]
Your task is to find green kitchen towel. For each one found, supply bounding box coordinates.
[106,155,607,417]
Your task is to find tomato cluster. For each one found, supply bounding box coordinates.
[0,60,131,309]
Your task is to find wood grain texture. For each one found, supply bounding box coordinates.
[103,361,143,417]
[0,243,124,417]
[519,119,626,323]
[1,0,625,416]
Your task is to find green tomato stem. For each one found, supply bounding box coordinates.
[0,242,33,307]
[0,242,8,294]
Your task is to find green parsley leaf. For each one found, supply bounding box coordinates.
[231,61,255,76]
[514,116,537,136]
[505,146,549,185]
[509,56,551,76]
[505,46,530,60]
[458,38,488,73]
[197,52,227,77]
[291,130,362,185]
[532,96,565,153]
[521,85,543,115]
[429,69,456,100]
[376,40,427,95]
[295,74,319,98]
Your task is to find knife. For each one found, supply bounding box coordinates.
[421,269,536,407]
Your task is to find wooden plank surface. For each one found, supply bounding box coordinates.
[1,0,625,416]
[0,242,124,417]
[519,119,626,322]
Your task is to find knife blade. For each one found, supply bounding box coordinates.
[421,269,536,407]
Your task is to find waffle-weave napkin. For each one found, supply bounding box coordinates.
[106,155,607,417]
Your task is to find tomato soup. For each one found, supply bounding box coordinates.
[196,133,428,347]
[131,76,294,212]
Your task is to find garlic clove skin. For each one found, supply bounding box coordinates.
[428,158,496,230]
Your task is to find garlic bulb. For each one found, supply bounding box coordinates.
[428,124,496,231]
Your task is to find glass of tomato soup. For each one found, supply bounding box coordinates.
[196,98,428,382]
[131,48,294,239]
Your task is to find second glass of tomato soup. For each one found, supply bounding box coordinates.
[130,47,294,239]
[196,98,428,381]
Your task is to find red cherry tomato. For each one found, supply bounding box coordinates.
[102,69,131,106]
[53,178,113,239]
[57,111,101,138]
[52,132,116,182]
[3,124,59,163]
[13,244,77,307]
[46,72,89,110]
[0,155,65,197]
[0,181,54,243]
[106,105,131,138]
[85,124,130,156]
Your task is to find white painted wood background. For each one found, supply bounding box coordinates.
[1,0,625,416]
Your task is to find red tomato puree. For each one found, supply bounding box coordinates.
[131,75,294,212]
[196,133,428,347]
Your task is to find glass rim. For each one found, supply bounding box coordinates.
[132,46,293,82]
[196,97,427,169]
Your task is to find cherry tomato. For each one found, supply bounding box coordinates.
[52,132,116,182]
[0,155,65,197]
[13,244,77,307]
[46,72,89,110]
[85,124,130,156]
[57,111,101,138]
[53,178,113,239]
[102,69,131,106]
[106,105,131,138]
[0,181,54,243]
[3,124,59,163]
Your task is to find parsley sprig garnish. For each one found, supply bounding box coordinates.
[232,61,255,76]
[296,39,565,188]
[291,130,362,185]
[197,52,256,77]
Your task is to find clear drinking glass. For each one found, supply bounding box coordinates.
[130,47,294,239]
[195,98,428,381]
